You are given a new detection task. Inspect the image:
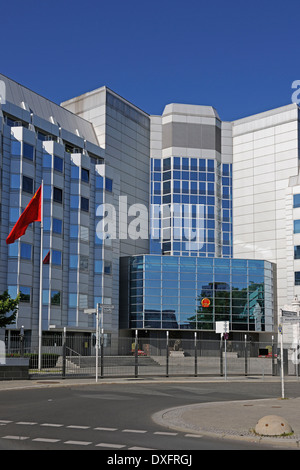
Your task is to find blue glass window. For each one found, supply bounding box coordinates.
[163,158,171,171]
[294,220,300,233]
[81,168,89,182]
[52,250,62,266]
[71,195,79,209]
[8,286,18,299]
[81,196,89,212]
[51,290,61,306]
[53,218,62,234]
[295,246,300,259]
[53,187,62,203]
[95,260,103,273]
[71,165,79,179]
[69,255,78,269]
[8,243,18,258]
[154,159,161,171]
[23,143,34,161]
[69,293,77,308]
[207,160,214,172]
[19,286,31,303]
[295,272,300,286]
[11,140,21,156]
[20,243,31,260]
[182,158,189,170]
[96,175,104,189]
[105,177,113,192]
[22,176,33,194]
[54,156,63,172]
[173,157,180,170]
[294,195,300,208]
[43,153,52,168]
[43,217,51,231]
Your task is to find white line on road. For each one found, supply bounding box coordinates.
[94,427,117,432]
[96,443,127,449]
[67,425,90,429]
[16,422,37,426]
[32,438,61,443]
[41,423,64,427]
[184,434,203,438]
[2,435,29,440]
[122,429,147,433]
[64,440,92,446]
[0,420,12,424]
[129,446,156,450]
[154,431,178,436]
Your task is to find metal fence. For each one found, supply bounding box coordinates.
[4,334,300,379]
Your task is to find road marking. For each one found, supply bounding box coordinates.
[0,420,12,424]
[122,429,147,433]
[64,440,92,446]
[2,435,29,440]
[96,443,126,449]
[16,422,37,426]
[129,446,156,450]
[32,438,60,443]
[94,427,117,432]
[67,425,90,429]
[41,423,64,427]
[184,433,203,438]
[154,431,178,436]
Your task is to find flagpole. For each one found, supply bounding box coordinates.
[38,180,44,371]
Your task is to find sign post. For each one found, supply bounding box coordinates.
[84,304,114,382]
[216,321,229,380]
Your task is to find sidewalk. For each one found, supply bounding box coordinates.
[0,375,300,448]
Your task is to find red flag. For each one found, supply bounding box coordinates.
[43,251,50,264]
[6,185,42,244]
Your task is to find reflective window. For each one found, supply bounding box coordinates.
[105,178,113,192]
[81,196,89,212]
[294,194,300,208]
[53,218,62,234]
[295,246,300,259]
[51,290,61,306]
[23,176,33,194]
[52,250,62,266]
[20,286,30,303]
[53,187,63,203]
[81,168,89,183]
[54,156,63,173]
[23,143,34,161]
[69,293,77,307]
[294,220,300,233]
[20,243,31,260]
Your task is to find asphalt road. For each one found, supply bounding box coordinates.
[0,380,298,452]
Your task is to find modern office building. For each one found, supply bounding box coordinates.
[0,73,150,349]
[149,104,232,259]
[1,71,299,348]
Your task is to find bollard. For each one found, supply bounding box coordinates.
[166,331,169,377]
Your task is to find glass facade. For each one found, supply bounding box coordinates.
[150,156,232,258]
[129,255,275,332]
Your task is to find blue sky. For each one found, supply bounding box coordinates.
[1,0,300,120]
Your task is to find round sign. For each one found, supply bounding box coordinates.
[201,298,210,308]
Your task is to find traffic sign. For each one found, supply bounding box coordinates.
[216,321,229,335]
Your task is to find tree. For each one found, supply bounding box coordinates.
[0,290,20,328]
